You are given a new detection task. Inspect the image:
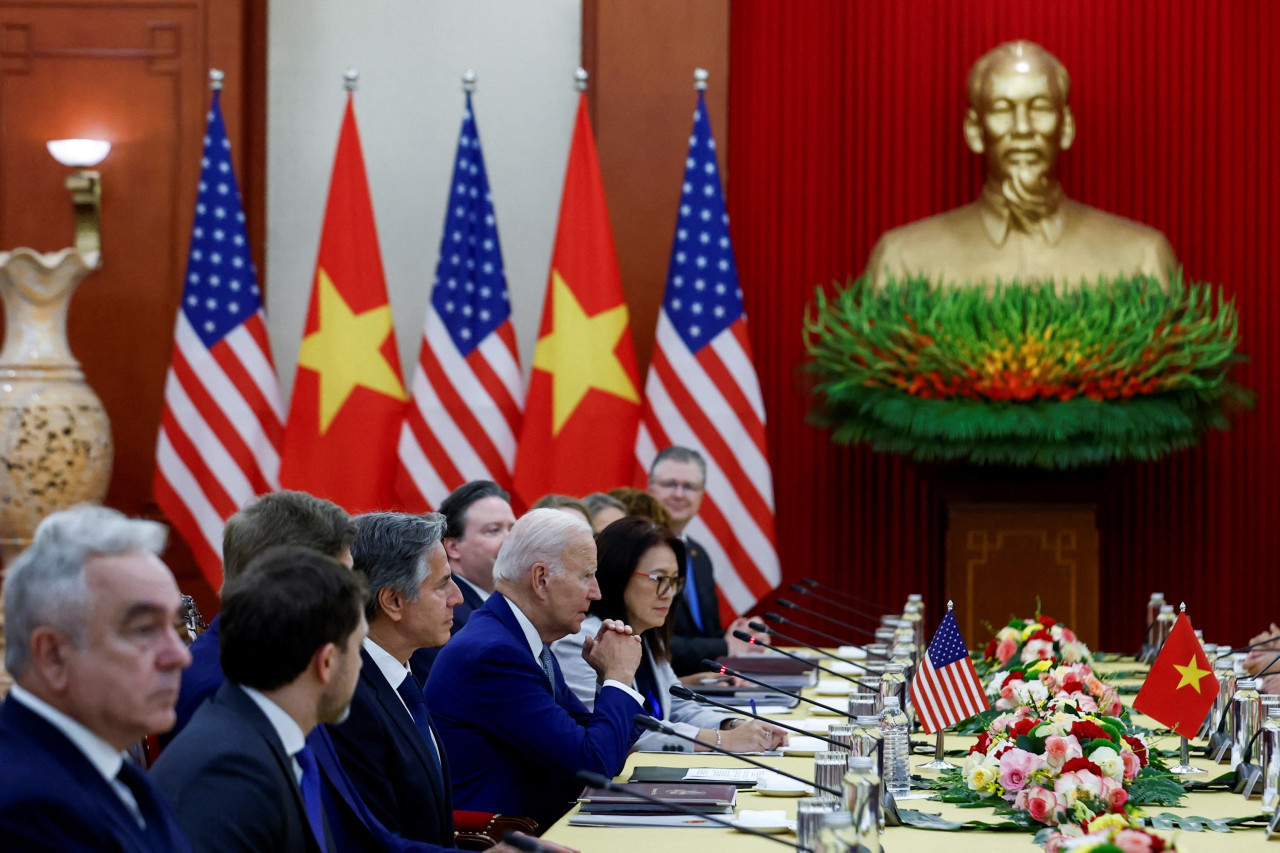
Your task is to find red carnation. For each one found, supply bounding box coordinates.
[1009,718,1039,739]
[1060,757,1104,776]
[970,732,991,755]
[1008,670,1025,682]
[1039,617,1057,629]
[985,640,998,659]
[1030,629,1053,643]
[1122,735,1149,767]
[1070,720,1112,742]
[1061,675,1084,694]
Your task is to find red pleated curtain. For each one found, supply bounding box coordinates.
[727,0,1280,649]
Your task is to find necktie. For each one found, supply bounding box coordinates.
[395,678,445,783]
[294,744,328,852]
[539,644,557,690]
[684,550,705,632]
[113,761,149,830]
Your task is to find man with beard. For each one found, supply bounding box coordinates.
[865,40,1176,289]
[152,547,368,852]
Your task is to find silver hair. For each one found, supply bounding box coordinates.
[3,505,168,678]
[648,445,708,484]
[492,508,592,584]
[351,511,446,621]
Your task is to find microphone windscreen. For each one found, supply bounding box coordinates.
[669,684,697,700]
[632,713,664,732]
[748,621,769,633]
[732,629,755,643]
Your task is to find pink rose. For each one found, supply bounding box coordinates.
[1121,749,1142,781]
[1021,638,1055,662]
[1044,735,1082,770]
[996,637,1018,664]
[1061,627,1077,643]
[1100,776,1128,809]
[1113,829,1155,853]
[1073,693,1099,713]
[1104,696,1124,717]
[1023,786,1060,824]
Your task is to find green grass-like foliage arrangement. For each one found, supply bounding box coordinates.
[803,273,1252,468]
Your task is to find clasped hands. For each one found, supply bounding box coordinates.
[582,618,643,685]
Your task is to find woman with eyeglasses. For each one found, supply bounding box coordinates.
[551,516,788,753]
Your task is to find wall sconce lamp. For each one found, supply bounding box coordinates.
[46,138,111,257]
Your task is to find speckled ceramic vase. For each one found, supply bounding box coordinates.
[0,247,112,567]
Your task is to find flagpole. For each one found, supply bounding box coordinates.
[919,600,960,771]
[1169,602,1207,775]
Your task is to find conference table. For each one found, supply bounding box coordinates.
[542,658,1276,852]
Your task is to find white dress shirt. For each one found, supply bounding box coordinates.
[241,685,307,786]
[454,574,490,603]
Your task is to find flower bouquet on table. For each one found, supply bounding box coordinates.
[988,662,1123,717]
[935,699,1185,833]
[978,616,1093,676]
[1041,814,1181,853]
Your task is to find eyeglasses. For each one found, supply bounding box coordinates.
[650,479,704,494]
[633,571,685,597]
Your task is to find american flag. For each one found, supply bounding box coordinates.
[154,87,283,586]
[635,89,780,616]
[911,610,990,734]
[396,92,523,510]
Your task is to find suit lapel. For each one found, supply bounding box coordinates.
[218,683,325,852]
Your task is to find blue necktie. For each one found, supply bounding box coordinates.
[684,550,705,632]
[294,744,328,852]
[539,644,557,690]
[395,677,445,783]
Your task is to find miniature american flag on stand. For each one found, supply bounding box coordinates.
[912,606,990,733]
[396,85,523,511]
[154,74,283,587]
[635,76,779,618]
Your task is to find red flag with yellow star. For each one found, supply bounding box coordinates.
[280,93,407,512]
[1134,612,1219,736]
[511,93,641,507]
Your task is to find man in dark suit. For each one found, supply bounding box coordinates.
[330,512,461,845]
[426,508,645,829]
[152,547,367,852]
[165,490,459,853]
[410,480,515,680]
[647,445,764,675]
[0,506,192,851]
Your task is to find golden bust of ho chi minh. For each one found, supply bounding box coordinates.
[865,41,1177,289]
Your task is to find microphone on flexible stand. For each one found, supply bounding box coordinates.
[668,685,848,749]
[777,598,878,640]
[701,659,850,716]
[764,611,887,659]
[732,630,879,691]
[1214,637,1280,659]
[575,768,820,851]
[799,577,891,612]
[750,621,880,676]
[630,715,841,797]
[789,583,881,625]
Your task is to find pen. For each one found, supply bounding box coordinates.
[750,698,758,717]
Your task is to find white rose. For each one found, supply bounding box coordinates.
[1088,745,1124,781]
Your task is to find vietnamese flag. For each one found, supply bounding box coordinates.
[280,93,407,512]
[511,93,641,507]
[1134,612,1219,736]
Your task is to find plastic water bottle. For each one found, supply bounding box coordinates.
[843,755,881,853]
[878,694,910,799]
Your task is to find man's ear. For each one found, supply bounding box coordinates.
[377,586,403,623]
[313,641,339,686]
[27,627,73,692]
[963,108,985,154]
[443,537,463,563]
[530,562,551,601]
[1058,105,1075,151]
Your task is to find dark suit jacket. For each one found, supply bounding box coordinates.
[0,695,190,852]
[161,617,445,852]
[328,647,454,846]
[670,535,729,675]
[425,593,642,829]
[150,682,330,853]
[165,614,223,746]
[409,577,485,682]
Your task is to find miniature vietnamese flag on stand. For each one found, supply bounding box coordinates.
[1133,609,1219,736]
[511,74,641,507]
[281,79,408,512]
